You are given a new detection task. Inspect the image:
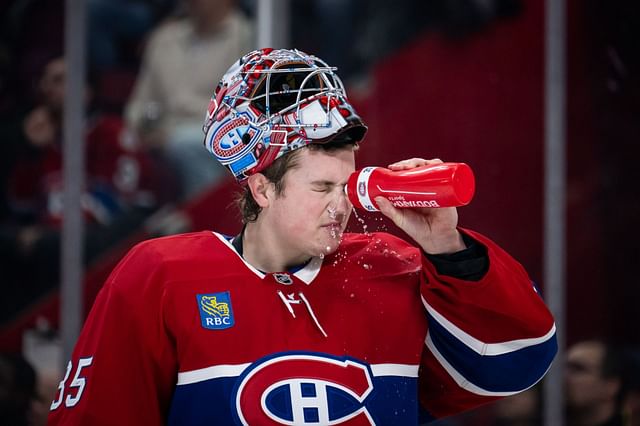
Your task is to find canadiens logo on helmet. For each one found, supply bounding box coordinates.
[197,292,235,330]
[202,48,368,184]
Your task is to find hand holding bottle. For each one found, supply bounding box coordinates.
[354,158,469,254]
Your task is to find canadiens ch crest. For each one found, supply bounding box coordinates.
[197,292,235,330]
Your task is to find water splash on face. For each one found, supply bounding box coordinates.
[326,206,344,240]
[327,206,337,219]
[329,227,342,240]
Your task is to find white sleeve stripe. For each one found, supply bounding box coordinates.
[422,296,556,356]
[370,363,419,378]
[426,333,526,397]
[177,362,419,385]
[177,363,251,385]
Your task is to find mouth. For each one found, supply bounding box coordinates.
[322,222,342,229]
[322,222,344,237]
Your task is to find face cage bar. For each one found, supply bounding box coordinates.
[216,66,349,147]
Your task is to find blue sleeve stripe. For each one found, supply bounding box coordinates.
[424,311,557,395]
[422,297,556,355]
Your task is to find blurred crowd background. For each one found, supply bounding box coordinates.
[0,0,639,424]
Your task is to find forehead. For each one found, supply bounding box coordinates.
[568,342,605,366]
[44,59,65,79]
[289,147,355,181]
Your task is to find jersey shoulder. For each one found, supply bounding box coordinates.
[335,232,422,277]
[107,231,235,289]
[131,230,227,260]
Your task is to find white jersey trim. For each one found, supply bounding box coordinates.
[177,363,252,385]
[422,297,557,355]
[294,256,323,285]
[425,333,521,397]
[370,363,419,378]
[177,362,419,385]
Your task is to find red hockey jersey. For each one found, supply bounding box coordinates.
[48,229,556,425]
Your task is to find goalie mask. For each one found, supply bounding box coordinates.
[202,48,367,183]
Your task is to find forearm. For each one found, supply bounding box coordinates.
[419,228,557,418]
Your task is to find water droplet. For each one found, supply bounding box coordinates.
[350,293,355,298]
[327,206,337,219]
[351,209,370,235]
[363,263,371,270]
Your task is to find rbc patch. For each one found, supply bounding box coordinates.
[197,292,235,330]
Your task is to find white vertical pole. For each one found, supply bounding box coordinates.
[543,0,567,424]
[257,0,290,49]
[61,0,86,366]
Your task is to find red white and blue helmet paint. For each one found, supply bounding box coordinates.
[202,48,367,183]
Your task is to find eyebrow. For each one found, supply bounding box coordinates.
[310,180,346,187]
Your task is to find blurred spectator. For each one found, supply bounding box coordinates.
[0,57,170,323]
[491,385,541,426]
[1,0,64,109]
[566,340,626,426]
[88,0,176,71]
[0,352,47,426]
[623,348,640,426]
[125,0,252,199]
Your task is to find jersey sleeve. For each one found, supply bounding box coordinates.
[48,242,178,425]
[418,228,557,420]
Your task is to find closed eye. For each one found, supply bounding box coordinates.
[311,181,337,193]
[311,187,332,193]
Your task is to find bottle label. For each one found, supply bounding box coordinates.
[355,167,379,212]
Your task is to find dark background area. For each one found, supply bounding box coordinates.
[0,0,638,351]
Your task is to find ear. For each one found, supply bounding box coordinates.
[247,173,273,208]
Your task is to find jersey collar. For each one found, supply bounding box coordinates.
[212,231,323,285]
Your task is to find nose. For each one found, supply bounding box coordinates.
[328,186,351,220]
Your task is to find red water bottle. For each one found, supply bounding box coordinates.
[345,162,475,211]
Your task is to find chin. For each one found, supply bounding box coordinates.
[308,239,336,258]
[322,237,344,255]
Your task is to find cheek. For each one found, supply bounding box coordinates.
[276,198,325,231]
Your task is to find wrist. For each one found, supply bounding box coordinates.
[419,229,466,255]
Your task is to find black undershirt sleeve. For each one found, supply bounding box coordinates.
[423,232,489,282]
